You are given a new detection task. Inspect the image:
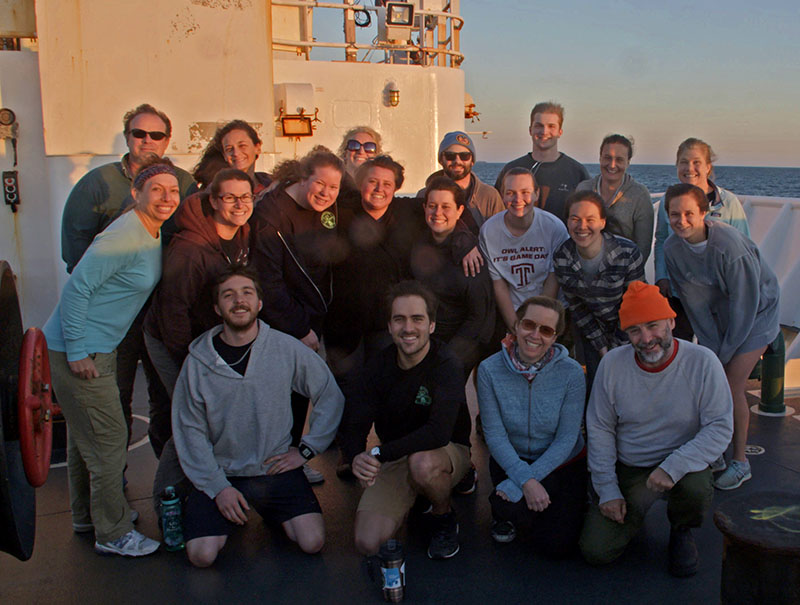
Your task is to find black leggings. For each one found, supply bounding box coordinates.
[489,455,588,558]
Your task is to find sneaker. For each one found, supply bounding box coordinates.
[668,526,698,577]
[490,520,516,543]
[713,459,751,490]
[73,509,140,534]
[453,464,478,496]
[710,455,727,473]
[427,510,460,559]
[303,464,325,485]
[94,529,160,557]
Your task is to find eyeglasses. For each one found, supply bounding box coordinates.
[129,128,168,141]
[443,151,472,162]
[217,193,254,205]
[518,319,556,338]
[346,139,377,154]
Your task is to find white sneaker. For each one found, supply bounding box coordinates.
[303,464,324,485]
[94,529,160,557]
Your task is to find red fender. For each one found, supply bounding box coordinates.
[17,328,53,487]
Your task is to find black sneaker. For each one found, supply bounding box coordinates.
[490,519,516,543]
[453,464,478,495]
[427,510,460,559]
[668,526,698,577]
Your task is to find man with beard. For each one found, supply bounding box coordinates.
[342,281,472,560]
[172,265,344,567]
[494,101,589,223]
[579,281,733,577]
[419,131,504,234]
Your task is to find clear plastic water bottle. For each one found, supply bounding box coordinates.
[160,486,185,551]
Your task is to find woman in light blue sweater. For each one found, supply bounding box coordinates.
[663,183,779,492]
[477,296,586,555]
[44,159,181,557]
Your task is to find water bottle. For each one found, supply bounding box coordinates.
[160,486,185,551]
[378,539,405,602]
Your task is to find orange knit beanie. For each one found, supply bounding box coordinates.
[618,281,676,330]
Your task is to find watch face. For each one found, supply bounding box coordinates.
[299,444,314,460]
[0,108,15,126]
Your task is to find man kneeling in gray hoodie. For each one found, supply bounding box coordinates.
[172,264,344,567]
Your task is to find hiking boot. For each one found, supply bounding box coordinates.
[427,510,459,559]
[303,464,325,485]
[453,464,478,495]
[668,526,698,577]
[73,509,139,534]
[710,455,727,473]
[94,529,159,557]
[490,520,516,543]
[713,459,751,490]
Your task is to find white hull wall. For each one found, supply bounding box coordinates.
[270,59,465,194]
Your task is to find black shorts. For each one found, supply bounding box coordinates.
[183,468,322,541]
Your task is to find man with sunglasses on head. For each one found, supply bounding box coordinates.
[493,101,589,223]
[418,131,504,234]
[59,103,196,466]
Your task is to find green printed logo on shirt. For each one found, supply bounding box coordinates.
[320,211,336,229]
[414,385,432,406]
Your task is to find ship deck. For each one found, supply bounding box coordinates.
[2,367,799,604]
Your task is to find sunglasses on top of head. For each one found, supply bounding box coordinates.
[346,139,378,153]
[443,151,472,162]
[518,319,556,338]
[129,128,168,141]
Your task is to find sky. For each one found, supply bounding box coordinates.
[458,1,800,166]
[315,1,799,167]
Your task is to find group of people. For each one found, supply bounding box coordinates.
[43,100,779,578]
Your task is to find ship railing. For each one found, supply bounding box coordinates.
[272,0,464,67]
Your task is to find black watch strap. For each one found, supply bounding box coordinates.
[298,443,315,461]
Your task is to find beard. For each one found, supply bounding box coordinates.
[222,305,259,332]
[443,163,471,181]
[634,333,674,365]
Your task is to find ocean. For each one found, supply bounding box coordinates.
[473,163,800,199]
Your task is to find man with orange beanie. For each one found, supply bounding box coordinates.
[579,281,732,577]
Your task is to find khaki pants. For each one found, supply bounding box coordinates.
[49,350,133,543]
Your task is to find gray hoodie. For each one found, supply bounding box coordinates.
[172,320,344,498]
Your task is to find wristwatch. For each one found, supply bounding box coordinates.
[370,446,383,462]
[298,442,315,461]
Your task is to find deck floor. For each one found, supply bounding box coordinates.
[2,369,799,604]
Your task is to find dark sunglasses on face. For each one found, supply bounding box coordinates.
[443,151,472,162]
[518,319,556,338]
[129,128,168,141]
[346,139,377,153]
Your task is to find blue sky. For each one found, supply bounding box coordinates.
[459,1,799,166]
[312,1,798,167]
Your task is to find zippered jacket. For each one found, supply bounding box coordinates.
[251,187,339,339]
[477,342,585,502]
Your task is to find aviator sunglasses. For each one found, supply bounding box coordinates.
[518,319,556,338]
[346,139,378,153]
[129,128,168,141]
[443,151,472,162]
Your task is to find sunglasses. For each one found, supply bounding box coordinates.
[518,319,556,338]
[129,128,168,141]
[443,151,472,162]
[346,139,377,153]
